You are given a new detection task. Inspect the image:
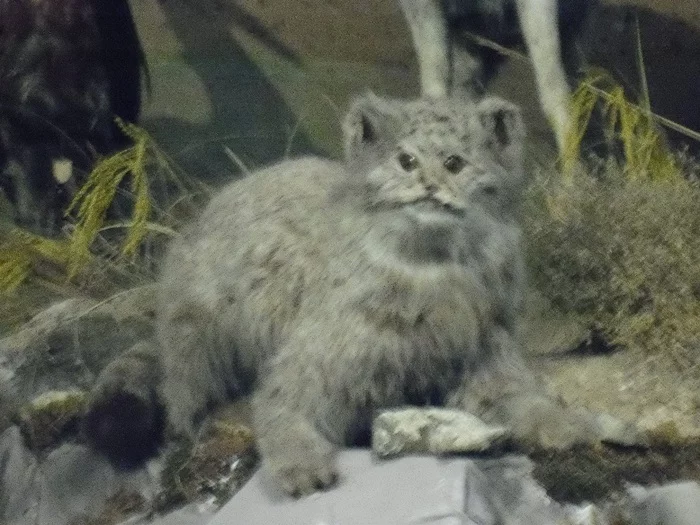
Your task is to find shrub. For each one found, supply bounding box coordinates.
[524,161,700,368]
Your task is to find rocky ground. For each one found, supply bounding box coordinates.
[0,287,699,524]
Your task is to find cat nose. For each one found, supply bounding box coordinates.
[418,170,440,194]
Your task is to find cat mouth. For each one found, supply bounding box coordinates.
[409,197,465,217]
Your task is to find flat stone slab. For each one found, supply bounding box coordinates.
[212,450,471,525]
[210,450,596,525]
[626,482,700,525]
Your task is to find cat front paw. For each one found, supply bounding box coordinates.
[263,433,338,497]
[268,454,338,497]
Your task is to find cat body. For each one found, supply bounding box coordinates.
[160,155,522,433]
[87,94,601,496]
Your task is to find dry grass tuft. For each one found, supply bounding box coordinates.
[0,121,208,298]
[0,229,72,292]
[524,160,700,369]
[65,119,206,278]
[562,72,682,181]
[65,120,151,276]
[0,121,210,333]
[530,41,700,370]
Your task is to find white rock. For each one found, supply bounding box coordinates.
[626,482,700,525]
[372,407,510,458]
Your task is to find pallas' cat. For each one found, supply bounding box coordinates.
[86,93,609,496]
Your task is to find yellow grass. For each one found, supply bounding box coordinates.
[0,120,206,295]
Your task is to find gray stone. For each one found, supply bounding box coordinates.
[34,443,157,525]
[625,482,700,525]
[0,283,249,525]
[214,449,606,525]
[0,286,158,433]
[467,456,575,525]
[121,502,217,525]
[212,449,472,525]
[0,435,161,525]
[0,426,39,524]
[372,407,510,458]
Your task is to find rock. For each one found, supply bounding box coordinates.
[119,501,217,525]
[625,482,700,525]
[0,287,166,525]
[372,407,510,458]
[34,443,157,525]
[0,426,39,524]
[468,456,578,525]
[0,286,157,433]
[76,490,149,525]
[213,449,472,525]
[214,449,606,525]
[0,416,258,525]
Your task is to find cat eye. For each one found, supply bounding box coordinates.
[443,155,466,174]
[398,152,419,171]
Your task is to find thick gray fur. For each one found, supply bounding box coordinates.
[89,93,603,496]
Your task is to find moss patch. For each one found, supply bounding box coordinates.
[156,420,258,512]
[532,441,700,504]
[17,390,88,451]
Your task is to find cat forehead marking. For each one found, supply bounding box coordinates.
[400,101,476,148]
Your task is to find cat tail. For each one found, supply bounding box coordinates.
[83,339,166,468]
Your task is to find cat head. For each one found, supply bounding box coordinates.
[342,92,525,222]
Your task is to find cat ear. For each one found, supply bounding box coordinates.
[343,92,400,162]
[477,97,525,173]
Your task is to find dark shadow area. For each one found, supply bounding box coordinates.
[196,0,302,65]
[143,0,320,186]
[583,5,700,154]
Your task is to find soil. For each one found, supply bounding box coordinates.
[155,420,258,512]
[532,441,700,504]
